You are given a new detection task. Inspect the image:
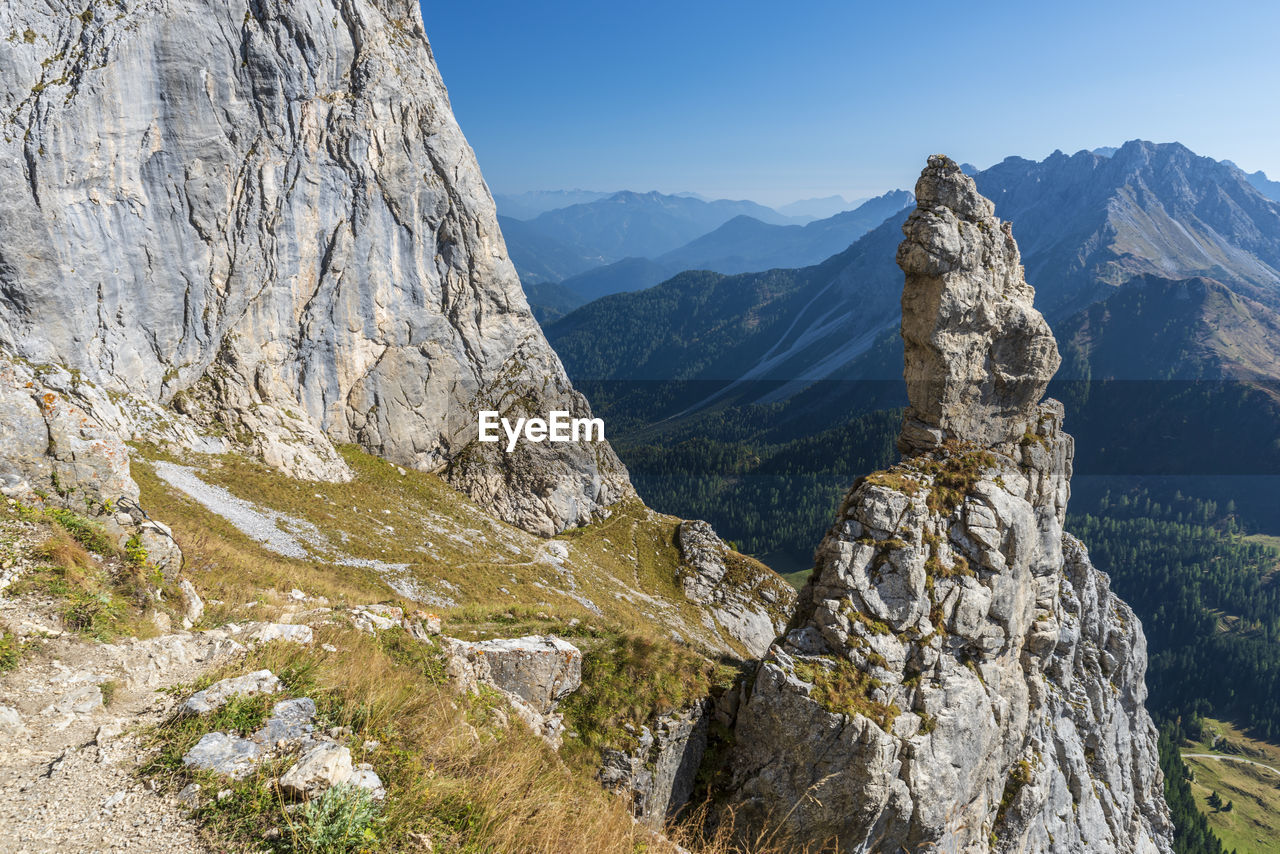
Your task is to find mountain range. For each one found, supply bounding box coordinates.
[541,139,1280,571]
[508,191,914,321]
[550,141,1280,399]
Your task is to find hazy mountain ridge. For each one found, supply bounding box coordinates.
[519,190,794,262]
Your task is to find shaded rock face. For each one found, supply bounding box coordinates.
[0,0,629,536]
[599,701,710,828]
[444,634,582,747]
[898,155,1061,456]
[725,158,1173,853]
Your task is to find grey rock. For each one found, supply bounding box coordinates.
[176,782,202,807]
[724,159,1173,854]
[252,698,318,749]
[349,766,386,800]
[444,634,582,748]
[447,635,581,715]
[677,520,727,603]
[182,670,281,715]
[0,705,25,739]
[897,155,1061,456]
[279,741,353,799]
[676,519,797,657]
[179,579,204,628]
[0,356,137,509]
[182,732,261,779]
[599,703,710,827]
[140,522,184,580]
[0,0,631,537]
[241,622,314,647]
[41,684,103,717]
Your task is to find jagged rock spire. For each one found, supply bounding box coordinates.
[897,155,1060,455]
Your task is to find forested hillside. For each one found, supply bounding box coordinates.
[1068,489,1280,740]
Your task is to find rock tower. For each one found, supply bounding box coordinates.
[725,156,1174,853]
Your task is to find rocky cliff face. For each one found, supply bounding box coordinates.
[724,157,1174,853]
[0,0,629,535]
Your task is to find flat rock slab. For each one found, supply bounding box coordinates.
[182,732,261,779]
[252,698,317,749]
[181,670,280,715]
[239,623,313,647]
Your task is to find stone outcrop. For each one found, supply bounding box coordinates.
[598,701,710,828]
[724,157,1174,853]
[897,155,1061,456]
[676,520,797,657]
[0,0,630,537]
[181,670,280,716]
[444,634,582,747]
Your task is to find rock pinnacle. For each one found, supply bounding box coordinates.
[896,154,1060,455]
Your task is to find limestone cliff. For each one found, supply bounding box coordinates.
[0,0,630,535]
[724,156,1174,853]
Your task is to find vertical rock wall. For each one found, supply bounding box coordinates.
[0,0,630,535]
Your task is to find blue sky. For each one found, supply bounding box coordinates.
[422,0,1280,207]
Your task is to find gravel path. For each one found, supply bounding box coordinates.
[1182,752,1280,775]
[0,618,248,854]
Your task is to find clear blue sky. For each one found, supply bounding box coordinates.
[422,0,1280,207]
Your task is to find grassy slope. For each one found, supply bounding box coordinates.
[132,444,791,657]
[95,443,800,852]
[1182,719,1280,853]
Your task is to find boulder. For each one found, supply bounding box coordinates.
[182,732,261,779]
[447,635,582,715]
[279,741,353,799]
[182,670,280,715]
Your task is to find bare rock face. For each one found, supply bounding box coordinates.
[599,701,710,828]
[898,155,1061,456]
[0,0,630,536]
[724,158,1173,853]
[444,634,582,747]
[675,519,797,657]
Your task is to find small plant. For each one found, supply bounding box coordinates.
[0,632,23,673]
[793,656,900,731]
[124,533,149,566]
[287,783,382,854]
[100,678,119,707]
[46,507,117,555]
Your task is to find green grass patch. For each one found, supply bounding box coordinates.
[558,629,723,768]
[792,655,900,731]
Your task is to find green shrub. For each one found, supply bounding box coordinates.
[288,783,382,854]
